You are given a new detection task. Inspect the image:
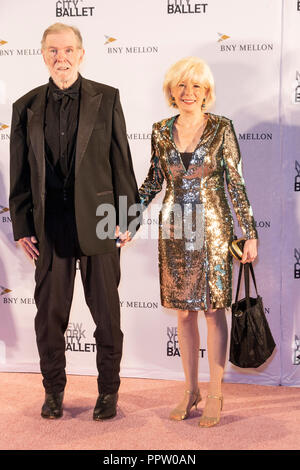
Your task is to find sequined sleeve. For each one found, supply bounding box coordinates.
[139,127,165,208]
[223,121,258,240]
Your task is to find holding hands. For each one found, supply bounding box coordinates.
[18,228,132,261]
[115,226,132,247]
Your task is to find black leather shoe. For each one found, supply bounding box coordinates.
[41,391,64,419]
[93,392,118,420]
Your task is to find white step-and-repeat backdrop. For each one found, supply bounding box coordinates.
[0,0,299,386]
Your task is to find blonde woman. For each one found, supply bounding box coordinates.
[139,57,258,427]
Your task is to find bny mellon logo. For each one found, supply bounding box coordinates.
[0,122,9,131]
[104,35,117,45]
[104,36,158,55]
[0,205,9,214]
[0,40,7,46]
[217,33,230,42]
[0,285,12,295]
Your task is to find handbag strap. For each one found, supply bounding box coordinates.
[234,262,259,306]
[244,263,251,310]
[235,263,244,304]
[249,263,259,296]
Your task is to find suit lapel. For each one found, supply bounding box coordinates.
[27,78,103,178]
[75,78,103,175]
[27,84,48,182]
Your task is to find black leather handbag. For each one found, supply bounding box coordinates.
[229,262,276,368]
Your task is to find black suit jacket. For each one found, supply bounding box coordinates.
[9,77,140,258]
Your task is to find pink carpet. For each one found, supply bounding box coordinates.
[0,372,299,450]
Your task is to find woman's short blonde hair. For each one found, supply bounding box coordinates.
[41,23,83,50]
[163,57,215,109]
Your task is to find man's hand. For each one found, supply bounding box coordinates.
[241,239,257,264]
[115,226,131,248]
[17,236,39,261]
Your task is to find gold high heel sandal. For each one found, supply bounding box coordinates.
[198,394,223,428]
[169,389,202,421]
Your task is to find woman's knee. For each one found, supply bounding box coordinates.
[177,309,198,322]
[204,308,225,325]
[205,308,217,317]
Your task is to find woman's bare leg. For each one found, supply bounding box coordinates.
[199,303,228,426]
[169,309,201,420]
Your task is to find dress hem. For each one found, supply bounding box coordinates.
[161,299,231,311]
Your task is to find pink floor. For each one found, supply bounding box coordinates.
[0,372,300,450]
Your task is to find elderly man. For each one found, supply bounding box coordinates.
[9,23,140,420]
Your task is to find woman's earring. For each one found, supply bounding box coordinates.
[202,98,206,109]
[171,96,176,108]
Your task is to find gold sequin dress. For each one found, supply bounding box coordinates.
[139,113,258,310]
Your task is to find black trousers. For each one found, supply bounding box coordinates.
[34,243,122,395]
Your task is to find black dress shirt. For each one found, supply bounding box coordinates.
[45,75,81,178]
